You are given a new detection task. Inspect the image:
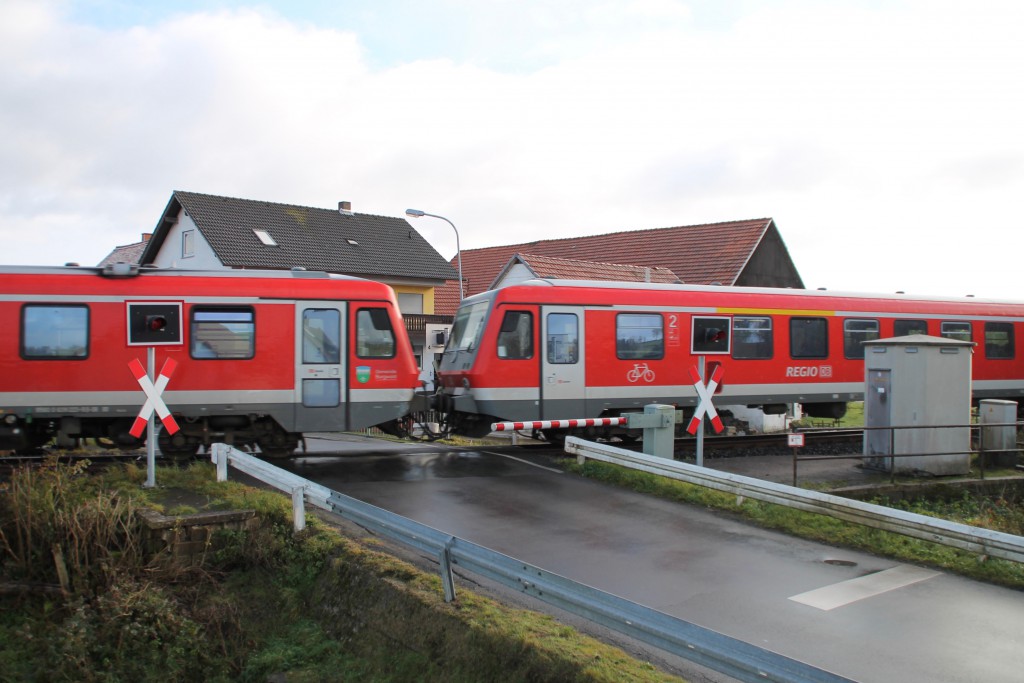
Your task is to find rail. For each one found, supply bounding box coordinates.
[208,443,853,683]
[565,437,1024,564]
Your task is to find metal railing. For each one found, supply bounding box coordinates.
[791,420,1023,485]
[208,443,853,683]
[566,437,1024,564]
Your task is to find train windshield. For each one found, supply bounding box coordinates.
[447,301,489,352]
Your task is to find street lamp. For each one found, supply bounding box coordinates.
[405,208,464,301]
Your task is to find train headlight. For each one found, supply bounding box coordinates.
[3,414,16,425]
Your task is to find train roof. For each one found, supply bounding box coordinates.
[465,278,1022,307]
[0,263,373,282]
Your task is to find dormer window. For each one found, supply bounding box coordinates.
[253,229,278,246]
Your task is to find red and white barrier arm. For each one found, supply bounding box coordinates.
[491,417,628,432]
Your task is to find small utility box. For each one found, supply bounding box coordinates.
[979,399,1019,468]
[863,334,973,476]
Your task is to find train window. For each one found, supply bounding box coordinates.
[894,319,928,337]
[497,311,534,359]
[985,322,1014,359]
[356,308,396,358]
[21,304,89,359]
[191,308,255,359]
[692,316,731,354]
[843,319,879,359]
[732,316,772,359]
[449,301,489,352]
[617,314,664,360]
[940,321,972,342]
[302,309,341,364]
[790,317,828,359]
[546,313,578,364]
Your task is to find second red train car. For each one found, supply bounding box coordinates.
[434,279,1024,439]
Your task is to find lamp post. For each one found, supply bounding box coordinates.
[405,208,464,301]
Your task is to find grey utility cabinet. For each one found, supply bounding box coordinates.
[863,334,974,475]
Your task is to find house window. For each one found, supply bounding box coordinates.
[397,293,424,315]
[21,305,89,359]
[253,229,278,246]
[182,230,195,258]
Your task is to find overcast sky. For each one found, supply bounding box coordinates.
[2,0,1022,298]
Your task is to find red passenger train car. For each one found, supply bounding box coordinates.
[434,279,1024,439]
[0,265,419,456]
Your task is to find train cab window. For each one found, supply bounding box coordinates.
[940,321,972,343]
[356,308,396,358]
[448,301,489,352]
[302,309,341,364]
[497,311,533,359]
[692,316,731,354]
[191,308,255,359]
[21,304,89,359]
[843,319,879,359]
[732,316,772,359]
[790,317,828,359]
[546,313,578,364]
[617,313,664,360]
[894,319,928,337]
[985,322,1014,359]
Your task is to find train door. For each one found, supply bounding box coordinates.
[540,306,585,419]
[864,369,892,471]
[294,302,348,431]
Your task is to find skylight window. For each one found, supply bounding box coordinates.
[253,229,278,246]
[345,238,358,245]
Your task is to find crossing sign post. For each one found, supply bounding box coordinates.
[690,356,725,467]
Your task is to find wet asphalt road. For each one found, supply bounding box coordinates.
[281,434,1024,683]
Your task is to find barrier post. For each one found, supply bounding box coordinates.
[292,486,306,532]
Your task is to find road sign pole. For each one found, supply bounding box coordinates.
[144,346,157,489]
[695,355,705,467]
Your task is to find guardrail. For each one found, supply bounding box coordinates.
[208,443,853,683]
[565,437,1024,564]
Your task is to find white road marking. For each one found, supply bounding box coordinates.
[483,451,564,473]
[789,565,940,611]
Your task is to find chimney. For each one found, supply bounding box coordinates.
[338,201,353,216]
[141,232,152,242]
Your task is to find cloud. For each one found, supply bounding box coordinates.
[0,0,1022,297]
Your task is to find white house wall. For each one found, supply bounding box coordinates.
[152,212,225,270]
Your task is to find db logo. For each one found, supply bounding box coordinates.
[785,365,833,378]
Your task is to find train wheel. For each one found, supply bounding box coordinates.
[158,429,199,463]
[256,432,299,459]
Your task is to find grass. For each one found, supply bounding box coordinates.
[566,458,1024,589]
[0,458,687,683]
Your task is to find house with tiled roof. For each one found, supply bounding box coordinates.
[98,233,152,267]
[434,218,802,315]
[493,253,681,289]
[133,191,458,370]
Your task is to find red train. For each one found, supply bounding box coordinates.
[0,265,419,457]
[433,279,1024,439]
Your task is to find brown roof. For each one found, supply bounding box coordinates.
[435,218,798,315]
[500,253,681,285]
[97,236,150,267]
